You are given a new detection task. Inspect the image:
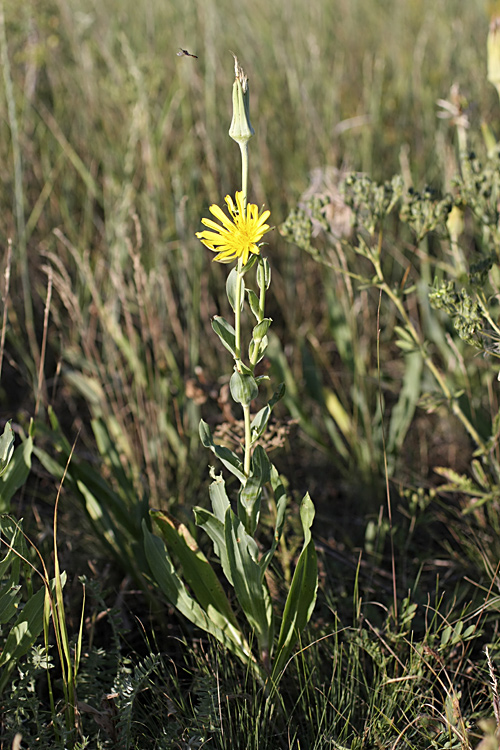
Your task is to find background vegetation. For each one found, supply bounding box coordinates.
[2,0,500,747]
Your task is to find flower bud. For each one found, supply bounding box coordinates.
[229,54,255,145]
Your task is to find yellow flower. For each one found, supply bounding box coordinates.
[196,191,271,266]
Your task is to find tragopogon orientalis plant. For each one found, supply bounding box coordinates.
[143,55,318,685]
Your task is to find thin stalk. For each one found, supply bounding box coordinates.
[243,403,252,476]
[239,134,252,476]
[234,256,244,365]
[239,141,249,207]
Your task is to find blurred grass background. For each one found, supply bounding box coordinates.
[0,1,491,423]
[0,0,496,544]
[3,0,500,745]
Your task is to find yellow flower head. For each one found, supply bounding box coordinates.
[196,191,271,266]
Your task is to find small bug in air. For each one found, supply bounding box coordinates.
[177,48,198,58]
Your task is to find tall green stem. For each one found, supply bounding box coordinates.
[243,403,252,476]
[234,257,244,366]
[239,140,252,475]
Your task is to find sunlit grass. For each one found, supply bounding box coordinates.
[2,0,500,747]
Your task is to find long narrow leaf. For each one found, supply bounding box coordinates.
[192,506,232,584]
[273,493,318,677]
[0,434,32,513]
[142,521,256,669]
[150,509,240,636]
[199,420,246,482]
[0,421,14,476]
[208,471,231,522]
[224,508,273,654]
[0,574,66,694]
[259,492,287,578]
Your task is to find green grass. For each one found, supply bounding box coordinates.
[3,0,500,747]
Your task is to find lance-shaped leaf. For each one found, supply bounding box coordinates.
[211,316,237,358]
[250,383,286,444]
[0,573,66,695]
[143,521,255,669]
[252,318,272,342]
[257,257,271,290]
[225,507,273,654]
[247,288,261,320]
[272,493,318,678]
[259,491,287,579]
[0,421,14,477]
[259,462,287,578]
[199,420,246,483]
[150,509,240,638]
[193,506,233,584]
[226,267,244,312]
[0,517,23,580]
[249,318,272,364]
[0,434,33,513]
[237,446,270,534]
[0,584,22,624]
[208,470,231,522]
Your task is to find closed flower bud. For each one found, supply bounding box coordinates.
[229,54,255,145]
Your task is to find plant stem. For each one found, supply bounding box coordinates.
[238,136,253,476]
[240,141,249,208]
[243,403,252,476]
[234,257,244,365]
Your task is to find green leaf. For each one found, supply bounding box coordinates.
[0,422,14,477]
[251,405,270,443]
[225,507,273,653]
[229,369,259,406]
[208,470,231,522]
[238,475,262,534]
[0,434,32,513]
[0,517,24,582]
[273,493,318,677]
[150,510,239,635]
[199,420,246,482]
[249,319,271,364]
[257,257,271,290]
[250,383,285,444]
[0,584,22,624]
[251,336,269,365]
[247,289,261,320]
[387,350,423,456]
[252,318,272,342]
[143,521,255,669]
[211,316,237,358]
[269,382,286,409]
[238,446,270,534]
[0,573,66,695]
[240,253,258,274]
[260,481,287,577]
[193,506,233,584]
[226,267,244,312]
